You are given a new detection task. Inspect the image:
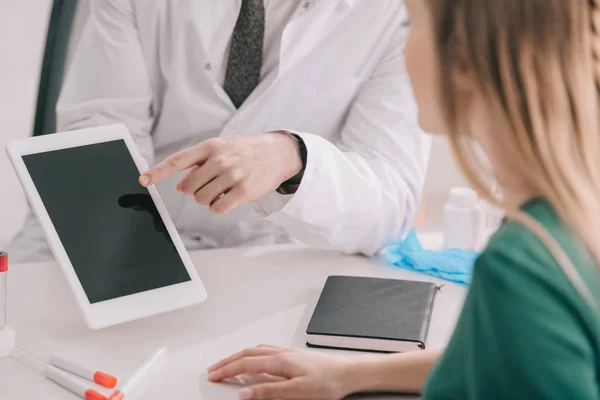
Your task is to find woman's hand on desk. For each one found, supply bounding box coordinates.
[207,345,442,399]
[207,345,354,400]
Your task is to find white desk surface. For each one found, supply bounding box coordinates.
[0,234,466,399]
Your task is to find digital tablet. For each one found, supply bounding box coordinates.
[6,124,207,329]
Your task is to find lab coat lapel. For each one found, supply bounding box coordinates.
[277,0,353,78]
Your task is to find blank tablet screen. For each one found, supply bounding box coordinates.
[22,140,191,303]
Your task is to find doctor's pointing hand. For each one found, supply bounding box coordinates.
[139,132,303,215]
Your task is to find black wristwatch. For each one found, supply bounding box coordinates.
[276,133,307,195]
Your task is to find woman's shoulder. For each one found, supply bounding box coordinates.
[489,199,567,255]
[425,199,600,400]
[476,198,600,308]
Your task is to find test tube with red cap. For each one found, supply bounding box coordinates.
[0,252,7,330]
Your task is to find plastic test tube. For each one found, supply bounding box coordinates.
[48,354,118,388]
[45,365,107,400]
[108,347,168,400]
[0,252,7,330]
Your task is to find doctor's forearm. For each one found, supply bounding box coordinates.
[256,131,426,255]
[341,349,443,395]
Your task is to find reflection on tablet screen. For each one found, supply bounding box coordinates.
[118,193,173,244]
[22,140,191,303]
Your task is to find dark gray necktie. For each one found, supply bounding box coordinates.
[223,0,265,108]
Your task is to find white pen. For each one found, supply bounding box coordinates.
[48,354,118,388]
[45,364,107,400]
[108,346,168,400]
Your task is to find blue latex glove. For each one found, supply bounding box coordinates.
[385,229,480,285]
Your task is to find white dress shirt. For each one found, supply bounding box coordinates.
[8,0,431,262]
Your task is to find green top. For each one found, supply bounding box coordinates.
[423,199,600,399]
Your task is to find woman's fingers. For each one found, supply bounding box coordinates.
[207,347,283,373]
[208,355,286,382]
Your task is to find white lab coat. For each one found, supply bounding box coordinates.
[8,0,430,262]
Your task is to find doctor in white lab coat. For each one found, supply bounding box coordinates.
[8,0,431,262]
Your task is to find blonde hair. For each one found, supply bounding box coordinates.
[427,0,600,302]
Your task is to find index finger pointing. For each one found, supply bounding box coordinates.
[140,145,208,186]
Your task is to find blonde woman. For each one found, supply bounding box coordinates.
[206,0,600,398]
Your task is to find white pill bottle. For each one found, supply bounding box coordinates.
[443,187,503,251]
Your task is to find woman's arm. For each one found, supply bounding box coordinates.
[342,349,442,395]
[207,346,442,399]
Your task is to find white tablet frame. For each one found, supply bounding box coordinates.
[6,124,207,329]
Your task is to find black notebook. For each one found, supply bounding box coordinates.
[306,276,437,353]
